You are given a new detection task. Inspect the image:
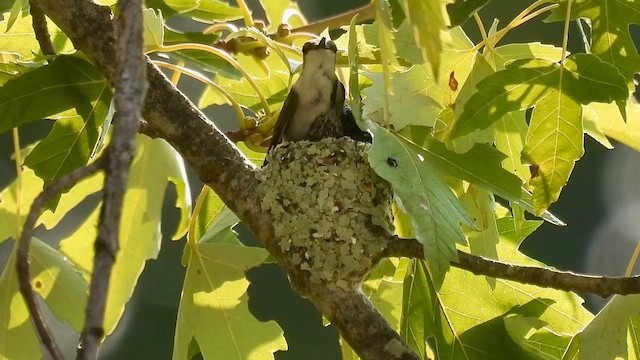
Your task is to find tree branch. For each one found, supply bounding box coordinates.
[16,157,105,360]
[76,0,146,359]
[290,3,375,34]
[29,1,56,58]
[383,236,640,298]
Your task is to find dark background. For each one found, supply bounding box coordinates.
[1,1,639,358]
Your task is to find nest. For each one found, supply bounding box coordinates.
[257,137,394,290]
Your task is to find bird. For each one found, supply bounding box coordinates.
[267,37,370,156]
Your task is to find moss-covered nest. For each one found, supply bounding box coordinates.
[257,137,394,290]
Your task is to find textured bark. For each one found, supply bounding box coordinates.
[384,235,640,298]
[77,1,147,359]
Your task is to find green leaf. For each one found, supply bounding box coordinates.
[0,160,104,243]
[522,90,583,213]
[0,238,88,359]
[504,315,572,359]
[574,295,640,360]
[400,215,593,358]
[462,186,499,261]
[582,104,614,149]
[449,0,491,27]
[0,12,73,60]
[348,15,363,123]
[452,54,628,138]
[162,48,240,80]
[143,8,164,52]
[0,248,43,360]
[258,0,305,30]
[199,70,289,112]
[155,0,243,23]
[163,27,220,46]
[193,187,240,245]
[590,102,640,152]
[236,141,266,166]
[495,111,530,183]
[368,126,473,286]
[59,136,187,335]
[5,0,27,32]
[491,43,564,66]
[363,26,475,131]
[547,0,640,89]
[173,243,286,360]
[399,0,451,77]
[400,260,432,359]
[374,0,398,124]
[24,86,112,186]
[0,56,109,135]
[30,238,89,330]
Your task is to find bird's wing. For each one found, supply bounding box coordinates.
[268,88,299,152]
[334,80,346,111]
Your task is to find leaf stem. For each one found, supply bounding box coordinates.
[188,186,210,247]
[234,0,253,27]
[156,43,271,115]
[153,60,247,128]
[11,128,22,234]
[471,1,558,52]
[625,240,640,277]
[560,0,573,65]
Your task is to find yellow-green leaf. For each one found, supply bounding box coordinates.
[173,243,286,360]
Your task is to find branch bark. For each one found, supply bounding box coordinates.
[76,0,146,359]
[384,236,640,298]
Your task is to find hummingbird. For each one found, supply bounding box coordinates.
[268,37,370,155]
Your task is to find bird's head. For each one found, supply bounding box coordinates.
[301,37,338,75]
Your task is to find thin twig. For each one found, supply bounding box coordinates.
[29,1,56,58]
[76,0,147,359]
[16,157,105,360]
[291,3,374,34]
[383,236,640,298]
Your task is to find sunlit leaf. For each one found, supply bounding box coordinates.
[368,126,473,286]
[0,238,88,359]
[504,315,572,359]
[449,0,491,27]
[522,90,583,212]
[363,26,475,131]
[258,0,306,30]
[547,0,640,89]
[590,102,640,152]
[0,12,73,60]
[399,0,452,77]
[573,295,640,360]
[495,111,530,183]
[0,56,109,135]
[143,8,165,52]
[400,215,593,358]
[173,243,286,360]
[150,0,243,23]
[452,54,628,138]
[59,136,188,335]
[24,86,112,186]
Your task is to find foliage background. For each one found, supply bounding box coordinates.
[0,0,638,358]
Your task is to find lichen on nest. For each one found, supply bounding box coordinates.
[257,137,394,291]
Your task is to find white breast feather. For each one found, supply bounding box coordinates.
[284,49,337,141]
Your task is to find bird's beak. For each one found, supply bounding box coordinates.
[319,37,326,48]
